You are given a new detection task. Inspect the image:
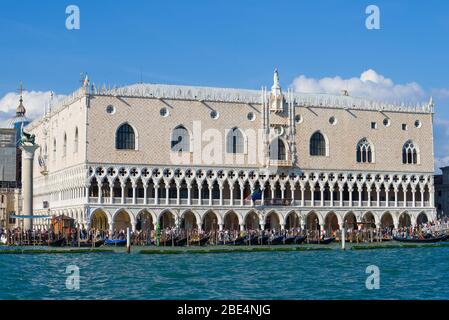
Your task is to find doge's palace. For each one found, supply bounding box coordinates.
[26,70,436,233]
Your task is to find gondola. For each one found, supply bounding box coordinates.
[256,235,270,245]
[79,240,105,248]
[243,235,258,245]
[269,235,285,245]
[104,239,127,246]
[306,237,335,245]
[49,238,65,247]
[283,236,297,245]
[294,235,307,244]
[393,234,447,243]
[176,237,188,246]
[190,235,211,246]
[229,236,247,246]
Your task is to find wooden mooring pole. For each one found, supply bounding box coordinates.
[126,227,131,254]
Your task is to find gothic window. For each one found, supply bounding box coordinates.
[356,138,374,163]
[171,125,190,152]
[74,127,79,153]
[402,140,418,164]
[53,138,56,159]
[310,131,326,156]
[269,138,286,160]
[116,123,136,150]
[226,128,244,154]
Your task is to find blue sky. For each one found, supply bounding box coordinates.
[0,0,448,168]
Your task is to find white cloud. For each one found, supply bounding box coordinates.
[291,69,427,103]
[435,157,449,172]
[0,91,65,127]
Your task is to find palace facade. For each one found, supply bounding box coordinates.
[26,70,436,233]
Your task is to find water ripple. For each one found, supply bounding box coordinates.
[1,247,449,299]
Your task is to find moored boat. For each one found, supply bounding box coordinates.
[283,236,296,244]
[190,235,211,246]
[269,235,285,245]
[256,235,270,245]
[306,237,335,245]
[393,234,447,243]
[49,238,65,247]
[294,235,307,244]
[104,239,127,246]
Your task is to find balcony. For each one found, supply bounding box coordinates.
[269,159,292,167]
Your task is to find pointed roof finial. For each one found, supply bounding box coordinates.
[16,81,26,117]
[83,74,90,87]
[273,68,280,89]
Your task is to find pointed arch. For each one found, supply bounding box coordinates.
[116,123,137,150]
[402,140,419,164]
[171,125,191,152]
[310,131,328,156]
[356,138,374,163]
[74,126,79,153]
[269,138,287,160]
[226,127,245,154]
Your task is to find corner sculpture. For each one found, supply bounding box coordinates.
[19,126,36,146]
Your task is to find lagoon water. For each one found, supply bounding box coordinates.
[1,246,449,300]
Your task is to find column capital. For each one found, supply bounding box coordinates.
[20,144,39,160]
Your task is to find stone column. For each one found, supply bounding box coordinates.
[109,184,114,204]
[20,144,39,231]
[143,185,148,205]
[187,186,192,206]
[229,186,234,206]
[154,184,159,205]
[301,186,305,207]
[329,188,334,207]
[219,185,224,206]
[320,187,324,207]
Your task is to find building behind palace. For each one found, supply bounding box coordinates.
[435,166,449,218]
[25,70,437,233]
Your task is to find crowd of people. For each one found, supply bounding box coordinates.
[1,217,449,246]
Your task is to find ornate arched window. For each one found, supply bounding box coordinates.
[403,140,418,164]
[74,127,79,153]
[226,127,244,154]
[269,138,286,160]
[116,123,136,150]
[171,125,190,152]
[310,131,326,156]
[356,138,374,163]
[63,133,67,157]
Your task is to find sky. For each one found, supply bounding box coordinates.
[0,0,448,170]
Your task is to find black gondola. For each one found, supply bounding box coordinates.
[49,238,65,247]
[294,235,307,244]
[79,239,105,248]
[393,234,447,243]
[243,235,258,245]
[306,237,335,245]
[256,235,270,245]
[230,236,247,245]
[190,235,211,246]
[284,236,297,244]
[269,235,285,245]
[176,237,188,246]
